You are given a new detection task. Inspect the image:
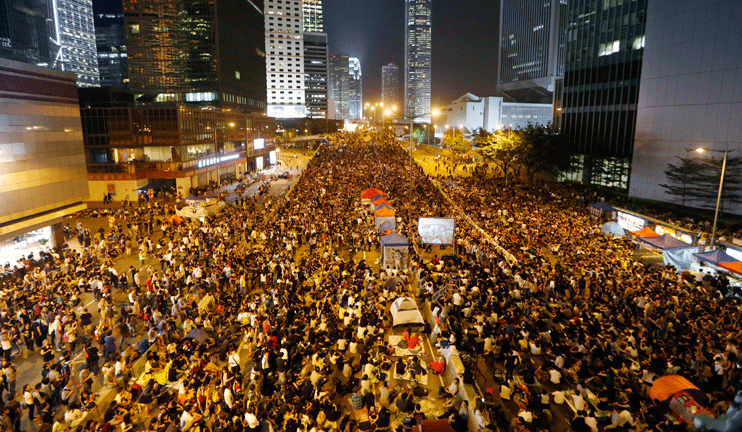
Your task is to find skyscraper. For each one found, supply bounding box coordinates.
[47,0,100,86]
[302,0,328,118]
[404,0,432,122]
[328,53,349,119]
[497,0,567,103]
[94,13,128,89]
[382,63,400,110]
[348,57,362,120]
[124,0,266,111]
[559,0,647,188]
[302,0,323,33]
[303,32,328,118]
[0,0,50,66]
[265,0,306,118]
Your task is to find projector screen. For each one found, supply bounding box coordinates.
[418,217,455,245]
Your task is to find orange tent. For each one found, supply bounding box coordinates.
[629,227,659,238]
[361,187,386,199]
[720,261,742,276]
[648,375,700,402]
[375,207,395,217]
[372,196,389,206]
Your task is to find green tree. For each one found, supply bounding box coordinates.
[441,129,472,166]
[695,155,742,215]
[659,156,705,208]
[519,123,573,183]
[473,127,523,186]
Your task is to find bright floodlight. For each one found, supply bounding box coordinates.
[696,148,706,153]
[432,109,440,116]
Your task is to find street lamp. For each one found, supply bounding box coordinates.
[401,110,440,230]
[693,147,734,250]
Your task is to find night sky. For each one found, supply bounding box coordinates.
[92,0,500,109]
[323,0,500,108]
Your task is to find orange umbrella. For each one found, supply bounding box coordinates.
[648,375,700,402]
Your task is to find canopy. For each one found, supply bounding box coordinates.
[375,215,396,229]
[381,232,409,247]
[369,194,387,203]
[379,220,395,235]
[649,375,706,404]
[389,297,425,328]
[639,233,690,249]
[374,203,395,211]
[591,202,614,212]
[601,222,626,237]
[361,187,386,199]
[693,250,738,265]
[375,207,396,217]
[720,261,742,276]
[372,196,389,206]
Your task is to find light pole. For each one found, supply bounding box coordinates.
[402,110,439,230]
[693,147,733,250]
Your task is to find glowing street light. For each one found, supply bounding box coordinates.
[692,147,734,249]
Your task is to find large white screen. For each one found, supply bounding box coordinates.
[418,218,455,245]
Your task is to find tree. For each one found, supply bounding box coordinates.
[473,127,523,186]
[441,129,472,166]
[518,123,573,183]
[659,156,704,208]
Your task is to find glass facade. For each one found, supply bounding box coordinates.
[49,0,100,87]
[382,63,401,111]
[265,0,306,118]
[0,0,50,66]
[302,0,323,33]
[124,0,266,111]
[498,0,567,100]
[560,0,647,189]
[303,32,328,118]
[328,53,349,119]
[404,0,431,121]
[95,13,128,89]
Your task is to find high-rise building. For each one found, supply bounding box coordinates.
[382,63,401,110]
[302,0,323,33]
[328,53,349,119]
[265,0,306,118]
[303,32,328,118]
[47,0,100,86]
[497,0,567,103]
[124,0,266,111]
[629,0,742,215]
[404,0,432,122]
[94,13,128,89]
[559,0,647,189]
[348,57,362,120]
[0,58,88,256]
[0,0,51,66]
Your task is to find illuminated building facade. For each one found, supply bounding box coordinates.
[95,13,128,89]
[303,32,329,118]
[328,53,349,119]
[348,57,362,120]
[302,0,323,33]
[124,0,266,112]
[404,0,431,122]
[382,63,401,111]
[265,0,306,118]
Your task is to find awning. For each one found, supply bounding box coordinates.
[720,261,742,276]
[692,250,738,265]
[629,227,659,238]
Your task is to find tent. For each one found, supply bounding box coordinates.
[375,215,396,229]
[383,276,403,290]
[375,207,395,217]
[184,328,212,345]
[374,203,395,212]
[372,196,389,206]
[361,187,386,199]
[379,220,395,235]
[649,375,711,425]
[663,247,700,271]
[590,202,614,212]
[693,250,738,265]
[649,375,704,402]
[601,221,626,237]
[639,233,690,250]
[380,232,409,269]
[389,297,425,328]
[629,227,660,238]
[720,261,742,276]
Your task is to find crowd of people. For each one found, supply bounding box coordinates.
[0,130,738,432]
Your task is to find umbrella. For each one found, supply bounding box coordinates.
[185,329,211,345]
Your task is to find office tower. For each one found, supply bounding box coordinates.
[382,63,401,110]
[265,0,306,118]
[559,0,647,189]
[497,0,567,103]
[94,13,128,89]
[404,0,432,122]
[303,32,328,118]
[124,0,266,111]
[302,0,323,32]
[329,53,349,119]
[48,0,100,86]
[0,0,50,66]
[0,58,88,251]
[348,57,362,120]
[629,0,742,214]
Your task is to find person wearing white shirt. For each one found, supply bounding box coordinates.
[572,392,586,411]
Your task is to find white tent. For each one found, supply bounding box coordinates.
[389,297,425,328]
